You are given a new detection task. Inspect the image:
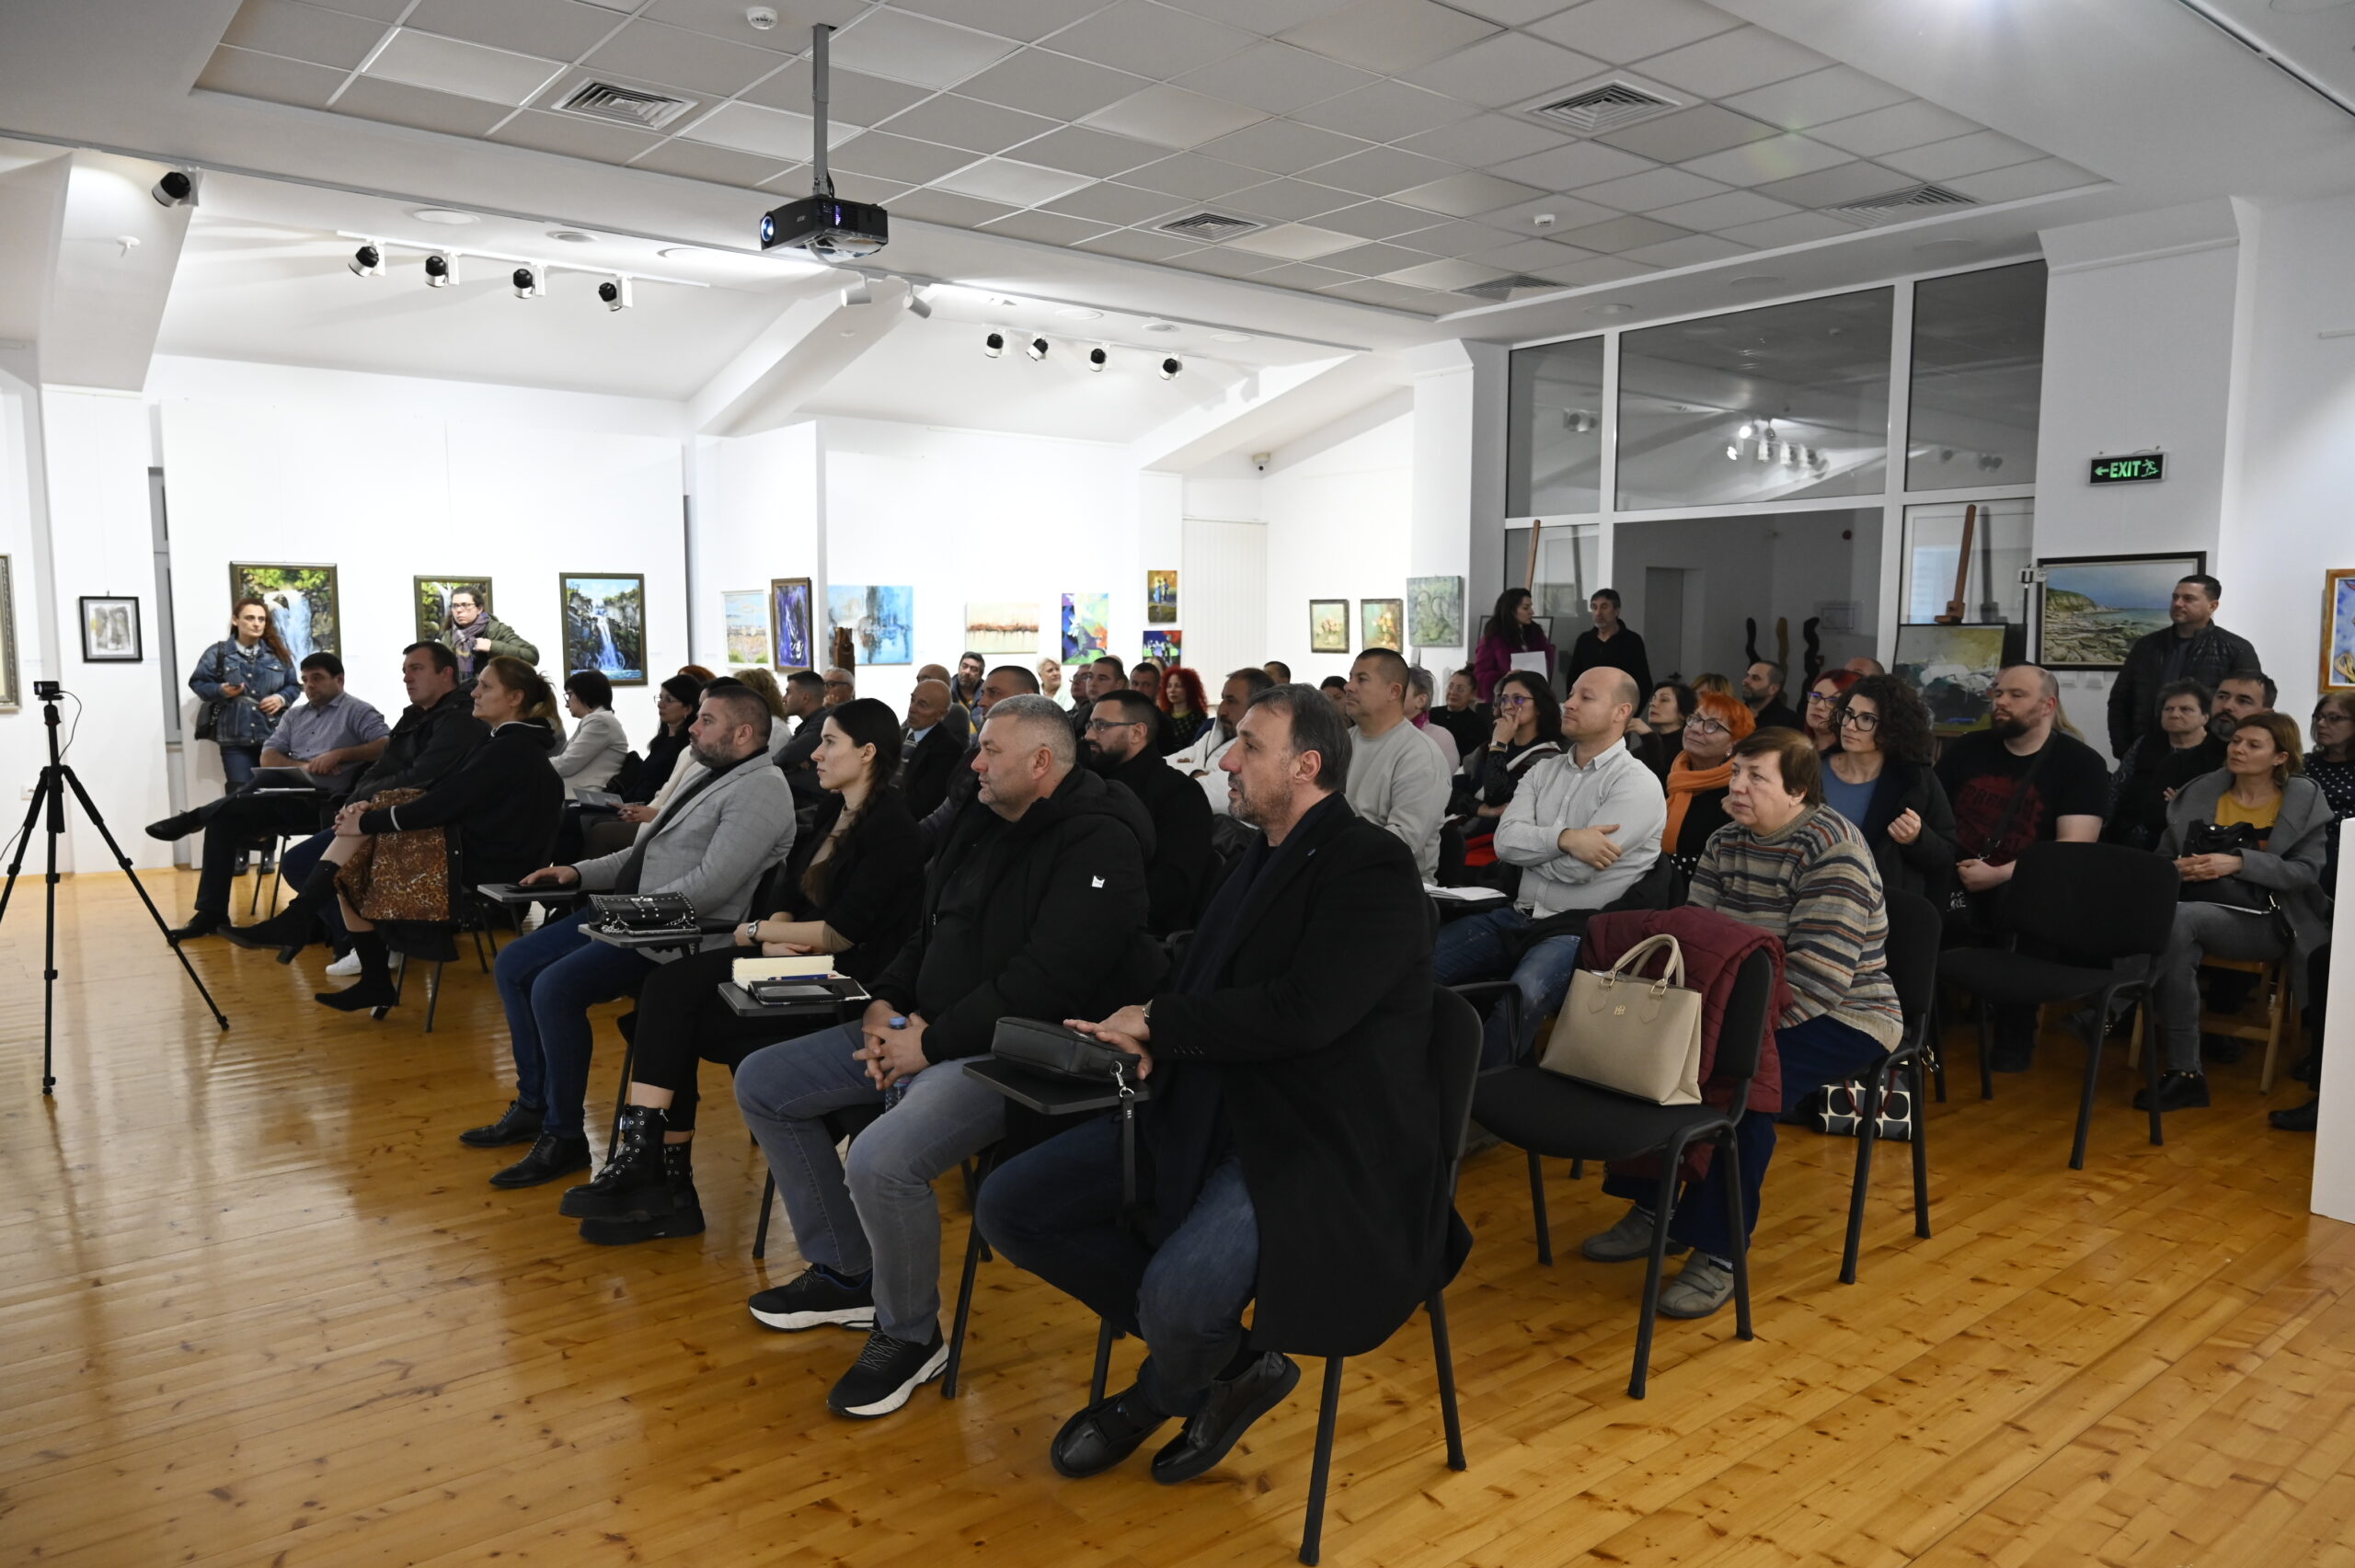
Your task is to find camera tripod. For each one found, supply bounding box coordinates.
[0,686,227,1096]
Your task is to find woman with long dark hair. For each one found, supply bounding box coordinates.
[1822,673,1958,900]
[188,597,299,788]
[1802,668,1861,752]
[557,696,926,1244]
[1471,587,1556,703]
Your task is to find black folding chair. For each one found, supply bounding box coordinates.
[1936,841,2179,1168]
[1470,948,1775,1399]
[1839,891,1939,1285]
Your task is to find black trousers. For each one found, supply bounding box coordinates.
[624,945,796,1131]
[195,793,327,915]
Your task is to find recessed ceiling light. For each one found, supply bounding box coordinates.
[1143,320,1179,333]
[657,246,699,259]
[1056,307,1104,320]
[548,230,595,243]
[1212,331,1252,343]
[410,208,478,225]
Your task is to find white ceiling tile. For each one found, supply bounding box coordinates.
[1011,124,1166,177]
[1292,77,1479,138]
[741,62,930,123]
[335,74,516,132]
[197,43,349,108]
[1314,199,1442,238]
[1193,117,1366,175]
[1040,180,1189,224]
[1401,34,1604,109]
[1943,156,2103,202]
[1554,212,1688,252]
[1596,104,1782,164]
[1489,139,1653,191]
[1045,1,1260,78]
[1525,0,1739,63]
[1618,232,1749,268]
[1568,166,1725,211]
[890,0,1103,41]
[1154,0,1358,35]
[626,136,790,185]
[1120,151,1262,197]
[976,209,1115,245]
[1081,83,1267,147]
[1805,98,1981,157]
[1312,143,1460,196]
[1392,169,1545,216]
[1474,191,1618,230]
[1879,128,2046,182]
[875,93,1059,153]
[1381,257,1502,291]
[831,131,980,185]
[579,17,785,97]
[224,0,392,69]
[1248,259,1358,288]
[1073,227,1201,260]
[930,156,1095,205]
[1469,235,1603,269]
[889,187,1021,226]
[1713,210,1854,248]
[1752,160,1906,208]
[1397,113,1566,167]
[488,104,662,161]
[1634,25,1832,99]
[1173,40,1380,115]
[1448,0,1576,23]
[362,28,565,106]
[1677,132,1851,187]
[954,48,1151,119]
[1644,189,1798,231]
[1166,246,1283,278]
[1277,0,1499,75]
[1526,253,1653,287]
[830,7,1018,88]
[1223,222,1361,258]
[1394,218,1530,255]
[640,0,862,40]
[679,98,847,158]
[1222,177,1360,219]
[1721,64,1912,132]
[1315,240,1436,273]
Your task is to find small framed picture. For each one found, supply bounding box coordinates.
[1309,598,1350,654]
[80,596,142,662]
[2324,567,2355,692]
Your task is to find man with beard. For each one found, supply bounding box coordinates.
[1086,686,1213,935]
[2107,574,2261,760]
[1166,666,1273,817]
[1936,663,2110,1071]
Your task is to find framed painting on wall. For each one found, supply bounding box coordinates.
[1146,569,1178,624]
[560,573,649,686]
[966,601,1040,655]
[0,555,17,711]
[2034,552,2207,670]
[2324,567,2355,692]
[413,577,492,646]
[828,584,914,666]
[1309,599,1349,654]
[80,596,142,662]
[231,563,339,660]
[723,589,769,668]
[770,578,813,669]
[1894,622,2029,736]
[1142,629,1181,666]
[1061,593,1109,661]
[1360,597,1404,652]
[1407,575,1464,647]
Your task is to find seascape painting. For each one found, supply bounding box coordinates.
[2036,554,2205,670]
[723,589,768,668]
[561,574,647,685]
[828,584,914,667]
[1894,623,2022,736]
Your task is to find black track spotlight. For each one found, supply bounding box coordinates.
[348,243,383,278]
[1158,356,1182,380]
[152,170,195,208]
[423,252,457,288]
[512,265,541,299]
[598,277,633,311]
[982,331,1005,358]
[1025,335,1049,361]
[1086,346,1108,372]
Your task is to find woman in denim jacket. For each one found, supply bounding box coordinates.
[189,598,299,786]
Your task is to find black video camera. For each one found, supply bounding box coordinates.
[34,681,63,701]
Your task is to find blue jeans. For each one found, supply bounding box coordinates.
[733,1024,1007,1343]
[1432,905,1584,1070]
[1603,1013,1887,1262]
[978,1116,1259,1418]
[492,905,657,1137]
[218,743,261,788]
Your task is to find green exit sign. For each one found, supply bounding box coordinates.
[2089,452,2165,485]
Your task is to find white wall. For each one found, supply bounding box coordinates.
[689,421,821,672]
[1260,395,1415,684]
[0,359,60,837]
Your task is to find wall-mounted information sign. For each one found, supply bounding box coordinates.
[2089,452,2165,485]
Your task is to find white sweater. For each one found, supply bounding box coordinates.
[1344,717,1452,878]
[1166,723,1239,816]
[1494,739,1667,918]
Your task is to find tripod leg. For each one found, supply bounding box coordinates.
[0,771,53,927]
[55,765,229,1030]
[41,771,62,1095]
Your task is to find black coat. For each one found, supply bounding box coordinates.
[1754,696,1805,734]
[1568,625,1652,704]
[771,791,926,983]
[897,723,965,821]
[352,686,488,798]
[870,765,1166,1063]
[357,719,563,884]
[639,725,691,800]
[1846,759,1959,901]
[914,738,983,856]
[1145,796,1453,1359]
[1105,750,1213,935]
[2107,622,2261,757]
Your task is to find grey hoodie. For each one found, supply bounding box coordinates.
[2162,770,2335,998]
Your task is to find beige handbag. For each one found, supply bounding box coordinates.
[1538,933,1706,1105]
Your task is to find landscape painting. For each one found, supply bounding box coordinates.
[1894,622,2026,736]
[2326,567,2355,692]
[1062,593,1109,661]
[1360,597,1404,653]
[1146,569,1178,624]
[723,589,768,668]
[829,584,913,667]
[771,577,812,669]
[1142,629,1181,667]
[560,573,647,685]
[413,577,491,645]
[966,600,1040,655]
[231,563,339,660]
[1407,575,1465,647]
[2036,553,2205,670]
[1309,599,1349,654]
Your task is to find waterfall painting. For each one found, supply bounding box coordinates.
[231,563,339,660]
[559,573,648,686]
[828,584,914,666]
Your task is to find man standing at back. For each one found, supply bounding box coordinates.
[1568,589,1652,705]
[2108,573,2260,761]
[1342,647,1451,879]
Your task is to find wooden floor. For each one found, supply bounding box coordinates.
[6,871,2355,1567]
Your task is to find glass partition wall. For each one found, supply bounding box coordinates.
[1501,260,2044,676]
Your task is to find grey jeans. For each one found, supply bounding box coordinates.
[733,1021,1005,1342]
[2149,902,2287,1071]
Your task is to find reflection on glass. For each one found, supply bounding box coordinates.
[1615,290,1891,510]
[1908,262,2046,492]
[1901,498,2035,625]
[1610,509,1883,679]
[1506,338,1605,517]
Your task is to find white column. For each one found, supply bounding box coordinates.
[2313,851,2355,1222]
[1406,339,1504,678]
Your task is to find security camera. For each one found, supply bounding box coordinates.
[348,243,382,278]
[598,277,633,311]
[512,265,541,299]
[423,252,457,288]
[1158,357,1182,380]
[1086,347,1108,372]
[1251,451,1271,472]
[152,170,195,207]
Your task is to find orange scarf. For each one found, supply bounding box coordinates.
[1662,753,1733,852]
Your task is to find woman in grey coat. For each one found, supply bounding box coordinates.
[2142,711,2334,1112]
[552,669,629,799]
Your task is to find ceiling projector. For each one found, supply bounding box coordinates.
[759,195,888,263]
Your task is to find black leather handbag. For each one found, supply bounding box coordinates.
[991,1017,1135,1084]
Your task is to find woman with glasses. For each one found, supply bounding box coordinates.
[1822,674,1959,901]
[1450,670,1563,887]
[1802,669,1861,752]
[1661,690,1755,874]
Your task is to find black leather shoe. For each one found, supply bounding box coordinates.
[458,1100,545,1148]
[2131,1071,2211,1113]
[1150,1351,1301,1485]
[1050,1385,1171,1480]
[2269,1099,2320,1132]
[145,812,201,842]
[167,911,224,942]
[489,1133,592,1188]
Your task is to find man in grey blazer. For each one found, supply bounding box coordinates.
[463,681,798,1190]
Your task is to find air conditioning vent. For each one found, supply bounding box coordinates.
[1525,80,1681,134]
[1823,182,1976,226]
[1458,273,1557,301]
[557,80,698,130]
[1157,212,1263,243]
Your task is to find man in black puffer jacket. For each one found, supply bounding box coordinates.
[733,693,1164,1422]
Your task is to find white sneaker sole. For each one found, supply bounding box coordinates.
[833,1340,949,1419]
[749,1302,877,1333]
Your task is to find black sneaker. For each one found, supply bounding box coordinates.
[2131,1071,2211,1113]
[826,1327,948,1419]
[747,1265,877,1333]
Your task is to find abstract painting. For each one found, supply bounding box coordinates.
[231,563,339,660]
[80,596,141,662]
[829,584,914,667]
[1894,622,2027,736]
[1143,629,1181,666]
[723,589,768,668]
[770,578,812,670]
[966,600,1040,655]
[2035,552,2206,670]
[1062,592,1109,661]
[413,577,492,646]
[2326,567,2355,692]
[1407,575,1464,647]
[560,573,648,686]
[1309,599,1349,654]
[1146,569,1178,624]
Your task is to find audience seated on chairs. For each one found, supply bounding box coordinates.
[1166,667,1272,817]
[2106,681,2223,850]
[1936,664,2110,1071]
[895,677,966,819]
[2210,670,2276,745]
[1584,728,1903,1319]
[460,681,797,1191]
[1037,655,1068,709]
[823,667,856,706]
[1074,656,1129,739]
[551,670,629,800]
[2107,572,2260,761]
[774,668,832,773]
[1801,669,1860,753]
[154,652,394,941]
[2274,692,2354,1130]
[1742,660,1804,734]
[561,697,926,1244]
[1159,665,1212,754]
[2137,712,2332,1113]
[1405,664,1459,773]
[1342,647,1451,880]
[977,681,1454,1485]
[1632,681,1695,779]
[677,664,718,685]
[1432,669,1488,761]
[916,664,1040,853]
[1822,675,1959,901]
[949,651,985,714]
[1453,670,1563,836]
[639,673,703,799]
[731,694,1162,1420]
[732,667,798,759]
[1319,675,1349,709]
[1435,670,1664,1069]
[1264,659,1292,684]
[1085,688,1213,935]
[271,658,566,1011]
[1661,690,1756,876]
[1844,657,1888,678]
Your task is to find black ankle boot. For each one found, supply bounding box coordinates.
[316,933,396,1012]
[222,898,322,956]
[579,1139,706,1245]
[559,1105,668,1219]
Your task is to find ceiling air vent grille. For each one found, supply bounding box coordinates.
[1526,80,1680,134]
[1824,182,1976,226]
[558,80,698,130]
[1157,212,1263,243]
[1459,273,1557,301]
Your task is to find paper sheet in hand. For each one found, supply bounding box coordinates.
[1509,652,1550,676]
[575,787,623,809]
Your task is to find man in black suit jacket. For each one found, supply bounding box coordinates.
[897,677,967,819]
[1083,688,1212,934]
[978,682,1448,1486]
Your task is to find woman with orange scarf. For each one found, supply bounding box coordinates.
[1661,689,1758,872]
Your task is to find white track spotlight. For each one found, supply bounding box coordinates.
[512,264,541,299]
[348,242,383,278]
[982,330,1005,358]
[1086,346,1108,372]
[841,273,872,306]
[1157,356,1181,380]
[423,251,458,288]
[902,285,932,320]
[152,170,196,207]
[1025,335,1049,361]
[598,277,634,311]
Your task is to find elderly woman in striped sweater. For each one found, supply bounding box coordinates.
[1580,727,1906,1320]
